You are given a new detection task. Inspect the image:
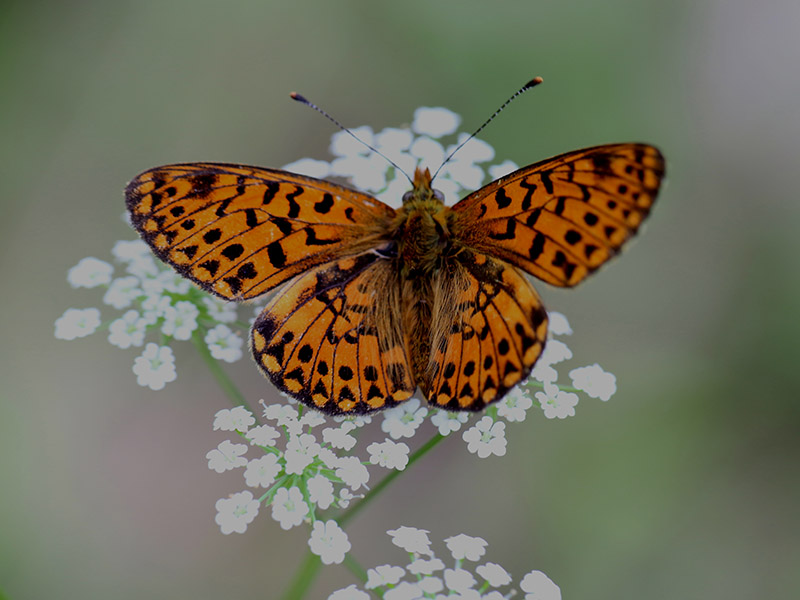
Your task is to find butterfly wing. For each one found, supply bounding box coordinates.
[451,143,665,286]
[421,250,548,411]
[251,251,416,415]
[125,163,395,300]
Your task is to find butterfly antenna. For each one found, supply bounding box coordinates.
[290,92,413,185]
[430,76,544,183]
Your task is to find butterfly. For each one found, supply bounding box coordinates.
[126,118,663,415]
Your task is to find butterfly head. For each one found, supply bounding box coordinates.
[402,167,445,207]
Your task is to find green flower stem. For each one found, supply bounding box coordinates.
[191,329,254,413]
[342,552,369,584]
[280,432,448,600]
[280,550,323,600]
[339,433,446,527]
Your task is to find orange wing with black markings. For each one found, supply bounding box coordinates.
[452,144,665,286]
[125,163,394,300]
[422,250,548,412]
[251,251,415,415]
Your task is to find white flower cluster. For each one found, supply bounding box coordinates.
[54,242,244,390]
[210,403,412,564]
[283,106,517,210]
[328,526,561,600]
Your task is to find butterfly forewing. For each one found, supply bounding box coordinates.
[452,144,665,286]
[125,163,395,300]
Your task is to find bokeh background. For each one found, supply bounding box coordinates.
[2,0,799,598]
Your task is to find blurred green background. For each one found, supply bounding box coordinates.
[2,0,798,598]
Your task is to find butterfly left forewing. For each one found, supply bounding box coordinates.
[126,163,394,300]
[452,143,664,287]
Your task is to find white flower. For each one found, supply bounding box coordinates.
[246,424,281,447]
[447,133,495,163]
[299,411,326,429]
[330,126,374,157]
[530,361,557,385]
[412,107,461,138]
[54,307,101,340]
[520,570,561,600]
[213,407,255,432]
[387,526,432,556]
[204,324,243,363]
[547,311,572,336]
[328,584,370,600]
[418,576,444,594]
[67,257,113,288]
[263,402,299,425]
[322,422,357,450]
[384,581,424,600]
[367,439,410,470]
[132,343,177,390]
[335,456,370,490]
[440,159,484,190]
[365,565,405,589]
[112,239,150,263]
[381,398,428,439]
[125,254,160,281]
[331,154,388,192]
[430,409,470,436]
[309,520,350,565]
[476,562,512,587]
[535,383,578,419]
[569,364,616,401]
[538,340,572,366]
[161,300,199,340]
[139,293,170,325]
[444,534,488,561]
[206,440,248,473]
[496,387,533,422]
[444,568,476,593]
[201,297,238,323]
[337,488,359,508]
[271,486,309,530]
[317,447,340,469]
[284,433,320,475]
[488,159,519,180]
[283,157,332,178]
[214,491,259,534]
[408,557,445,575]
[244,454,282,488]
[103,276,142,309]
[409,136,445,169]
[307,474,335,510]
[107,310,147,349]
[462,417,507,458]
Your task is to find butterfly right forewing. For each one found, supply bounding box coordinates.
[452,143,665,287]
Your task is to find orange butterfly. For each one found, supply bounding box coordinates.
[126,95,664,416]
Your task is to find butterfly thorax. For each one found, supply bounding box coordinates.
[392,168,458,279]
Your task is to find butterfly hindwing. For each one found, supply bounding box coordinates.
[125,163,395,300]
[422,250,549,411]
[452,143,665,286]
[251,251,416,415]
